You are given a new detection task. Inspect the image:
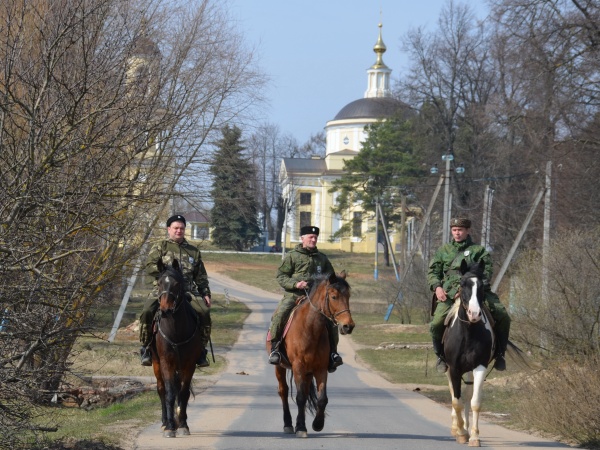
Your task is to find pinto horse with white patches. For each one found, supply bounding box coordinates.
[443,260,495,447]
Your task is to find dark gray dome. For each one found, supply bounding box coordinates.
[333,97,409,121]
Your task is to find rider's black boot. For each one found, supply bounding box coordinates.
[268,341,281,365]
[432,339,447,373]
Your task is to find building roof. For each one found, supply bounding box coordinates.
[177,211,210,223]
[282,157,328,175]
[333,97,409,121]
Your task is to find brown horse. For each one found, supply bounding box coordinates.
[267,271,355,437]
[151,259,204,438]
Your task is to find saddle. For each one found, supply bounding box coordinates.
[266,296,309,369]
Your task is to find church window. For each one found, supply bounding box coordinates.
[300,211,311,229]
[300,192,311,205]
[352,212,362,237]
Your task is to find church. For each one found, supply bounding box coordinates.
[279,23,411,253]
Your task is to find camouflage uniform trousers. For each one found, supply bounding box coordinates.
[269,293,339,350]
[139,292,212,348]
[430,290,511,354]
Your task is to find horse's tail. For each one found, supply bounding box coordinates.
[287,371,318,416]
[507,339,538,370]
[306,379,318,415]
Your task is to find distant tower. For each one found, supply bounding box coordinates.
[325,22,408,157]
[364,23,392,99]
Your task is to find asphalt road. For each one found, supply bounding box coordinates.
[133,273,572,450]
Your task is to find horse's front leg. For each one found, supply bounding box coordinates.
[294,375,309,438]
[467,366,487,447]
[463,371,474,438]
[176,369,194,436]
[152,361,168,431]
[312,371,328,432]
[275,366,293,434]
[447,369,468,444]
[162,375,178,437]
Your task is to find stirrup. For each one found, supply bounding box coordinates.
[493,354,506,371]
[197,349,210,368]
[436,357,447,373]
[269,350,281,365]
[140,346,152,366]
[328,352,343,373]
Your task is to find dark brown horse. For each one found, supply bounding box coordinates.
[151,259,204,438]
[267,271,355,437]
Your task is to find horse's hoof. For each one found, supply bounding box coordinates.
[469,439,481,447]
[283,426,294,434]
[296,430,308,438]
[456,434,469,444]
[163,430,176,438]
[312,418,324,432]
[178,427,190,436]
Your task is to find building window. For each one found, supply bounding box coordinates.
[300,192,311,205]
[192,224,209,240]
[300,211,311,231]
[352,212,362,238]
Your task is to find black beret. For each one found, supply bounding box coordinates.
[450,217,471,228]
[166,215,186,227]
[300,225,319,236]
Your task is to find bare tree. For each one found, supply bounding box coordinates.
[399,1,502,245]
[0,0,264,447]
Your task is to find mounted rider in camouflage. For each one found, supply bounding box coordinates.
[139,215,212,367]
[428,217,511,373]
[268,225,343,373]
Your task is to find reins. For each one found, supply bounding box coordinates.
[157,314,199,349]
[156,269,197,348]
[453,284,496,384]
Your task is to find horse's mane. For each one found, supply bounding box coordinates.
[308,273,350,297]
[158,262,186,286]
[460,260,484,280]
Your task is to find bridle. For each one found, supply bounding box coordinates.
[307,282,351,325]
[456,282,489,326]
[157,270,184,313]
[156,270,198,348]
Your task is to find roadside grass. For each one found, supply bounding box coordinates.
[33,392,160,449]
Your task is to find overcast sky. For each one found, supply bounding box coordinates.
[230,0,488,144]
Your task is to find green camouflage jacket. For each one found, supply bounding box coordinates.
[145,238,211,297]
[276,243,335,297]
[427,235,493,299]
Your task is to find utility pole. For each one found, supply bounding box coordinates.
[542,161,552,301]
[481,185,494,249]
[281,197,289,260]
[442,153,452,243]
[377,203,400,281]
[492,188,545,292]
[374,199,379,280]
[431,153,464,244]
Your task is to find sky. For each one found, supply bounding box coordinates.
[230,0,488,144]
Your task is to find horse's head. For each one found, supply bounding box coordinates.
[157,259,185,313]
[310,270,355,335]
[458,260,485,323]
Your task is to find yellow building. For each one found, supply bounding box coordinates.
[279,23,411,253]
